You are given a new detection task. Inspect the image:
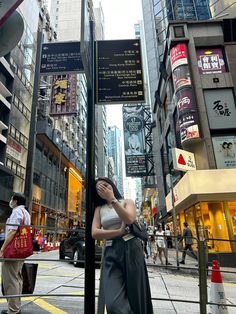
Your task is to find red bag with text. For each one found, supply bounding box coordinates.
[3,212,33,259]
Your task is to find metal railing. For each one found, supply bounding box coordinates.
[0,223,236,314]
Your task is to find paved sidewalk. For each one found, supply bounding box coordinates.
[146,247,236,283]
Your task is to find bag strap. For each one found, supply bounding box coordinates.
[20,208,26,226]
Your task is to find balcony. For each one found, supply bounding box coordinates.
[0,81,12,98]
[0,57,14,78]
[0,94,11,110]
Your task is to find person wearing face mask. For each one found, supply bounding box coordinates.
[92,177,153,314]
[0,193,31,314]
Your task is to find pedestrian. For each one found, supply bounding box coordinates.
[165,224,173,248]
[92,177,153,314]
[179,222,198,264]
[156,224,171,265]
[0,192,31,314]
[150,235,158,264]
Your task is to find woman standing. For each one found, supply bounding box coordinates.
[165,224,173,248]
[156,224,170,265]
[92,177,153,314]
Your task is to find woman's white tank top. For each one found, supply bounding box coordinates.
[100,203,122,230]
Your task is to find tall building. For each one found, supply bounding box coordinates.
[0,0,40,220]
[210,0,236,18]
[142,0,212,220]
[107,126,124,195]
[141,0,236,262]
[94,3,108,178]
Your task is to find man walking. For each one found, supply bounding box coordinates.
[0,193,31,314]
[179,222,198,264]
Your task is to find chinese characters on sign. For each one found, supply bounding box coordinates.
[197,48,226,74]
[123,105,147,177]
[204,89,236,129]
[170,43,188,71]
[170,43,200,144]
[50,75,77,116]
[40,42,83,75]
[96,39,145,104]
[212,136,236,169]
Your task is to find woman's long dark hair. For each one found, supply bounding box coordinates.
[94,177,123,207]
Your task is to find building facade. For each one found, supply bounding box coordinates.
[0,0,39,221]
[210,0,236,18]
[107,126,124,195]
[158,20,236,265]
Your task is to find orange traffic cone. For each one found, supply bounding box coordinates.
[208,260,228,314]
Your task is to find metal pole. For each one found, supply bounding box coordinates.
[198,240,207,314]
[170,174,179,268]
[84,19,95,314]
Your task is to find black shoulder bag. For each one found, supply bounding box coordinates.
[129,220,148,242]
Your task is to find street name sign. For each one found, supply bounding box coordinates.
[172,148,196,172]
[96,39,145,104]
[40,41,84,75]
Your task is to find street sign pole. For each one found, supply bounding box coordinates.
[167,173,179,269]
[83,14,96,314]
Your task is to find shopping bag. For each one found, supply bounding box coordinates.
[3,226,33,259]
[2,263,38,295]
[22,262,38,294]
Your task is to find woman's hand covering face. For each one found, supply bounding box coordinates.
[96,181,115,202]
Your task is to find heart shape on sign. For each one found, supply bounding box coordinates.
[178,154,186,165]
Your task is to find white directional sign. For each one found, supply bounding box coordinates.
[172,148,196,172]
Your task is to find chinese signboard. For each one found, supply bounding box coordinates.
[170,43,188,71]
[172,65,191,91]
[170,43,200,144]
[175,88,200,143]
[67,168,83,213]
[172,148,196,172]
[204,89,236,129]
[212,136,236,169]
[123,105,147,176]
[50,74,77,116]
[40,42,83,75]
[6,137,23,162]
[96,39,145,104]
[197,48,226,74]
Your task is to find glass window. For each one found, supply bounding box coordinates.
[201,201,231,252]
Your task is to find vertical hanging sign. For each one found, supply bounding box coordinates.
[123,104,147,177]
[170,43,200,144]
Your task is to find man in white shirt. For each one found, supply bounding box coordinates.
[0,193,31,314]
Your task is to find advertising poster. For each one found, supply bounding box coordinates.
[172,65,191,91]
[212,136,236,169]
[204,89,236,129]
[50,74,77,116]
[196,48,226,74]
[123,105,147,176]
[176,88,200,143]
[170,43,188,71]
[67,168,83,213]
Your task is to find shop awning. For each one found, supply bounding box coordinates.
[166,169,236,213]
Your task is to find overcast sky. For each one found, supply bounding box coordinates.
[93,0,143,128]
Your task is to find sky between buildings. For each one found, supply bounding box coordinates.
[94,0,143,129]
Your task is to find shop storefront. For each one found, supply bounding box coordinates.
[166,169,236,266]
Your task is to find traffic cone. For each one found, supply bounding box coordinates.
[208,260,228,314]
